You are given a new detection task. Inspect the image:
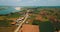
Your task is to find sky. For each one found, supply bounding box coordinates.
[0,0,60,6]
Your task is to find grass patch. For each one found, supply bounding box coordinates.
[0,20,17,32]
[0,20,13,27]
[6,13,23,18]
[0,25,17,32]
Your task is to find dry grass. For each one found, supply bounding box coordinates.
[0,25,17,32]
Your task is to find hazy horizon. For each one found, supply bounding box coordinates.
[0,0,60,6]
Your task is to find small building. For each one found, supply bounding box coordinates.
[11,21,17,25]
[17,17,24,21]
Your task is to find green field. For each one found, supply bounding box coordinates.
[0,20,17,32]
[0,20,13,27]
[6,13,23,18]
[32,20,60,32]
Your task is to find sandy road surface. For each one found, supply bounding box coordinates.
[14,12,29,32]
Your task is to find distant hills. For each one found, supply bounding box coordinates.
[0,6,60,8]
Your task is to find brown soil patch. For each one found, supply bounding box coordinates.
[35,15,43,21]
[19,24,39,32]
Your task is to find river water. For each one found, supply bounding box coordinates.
[0,6,21,15]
